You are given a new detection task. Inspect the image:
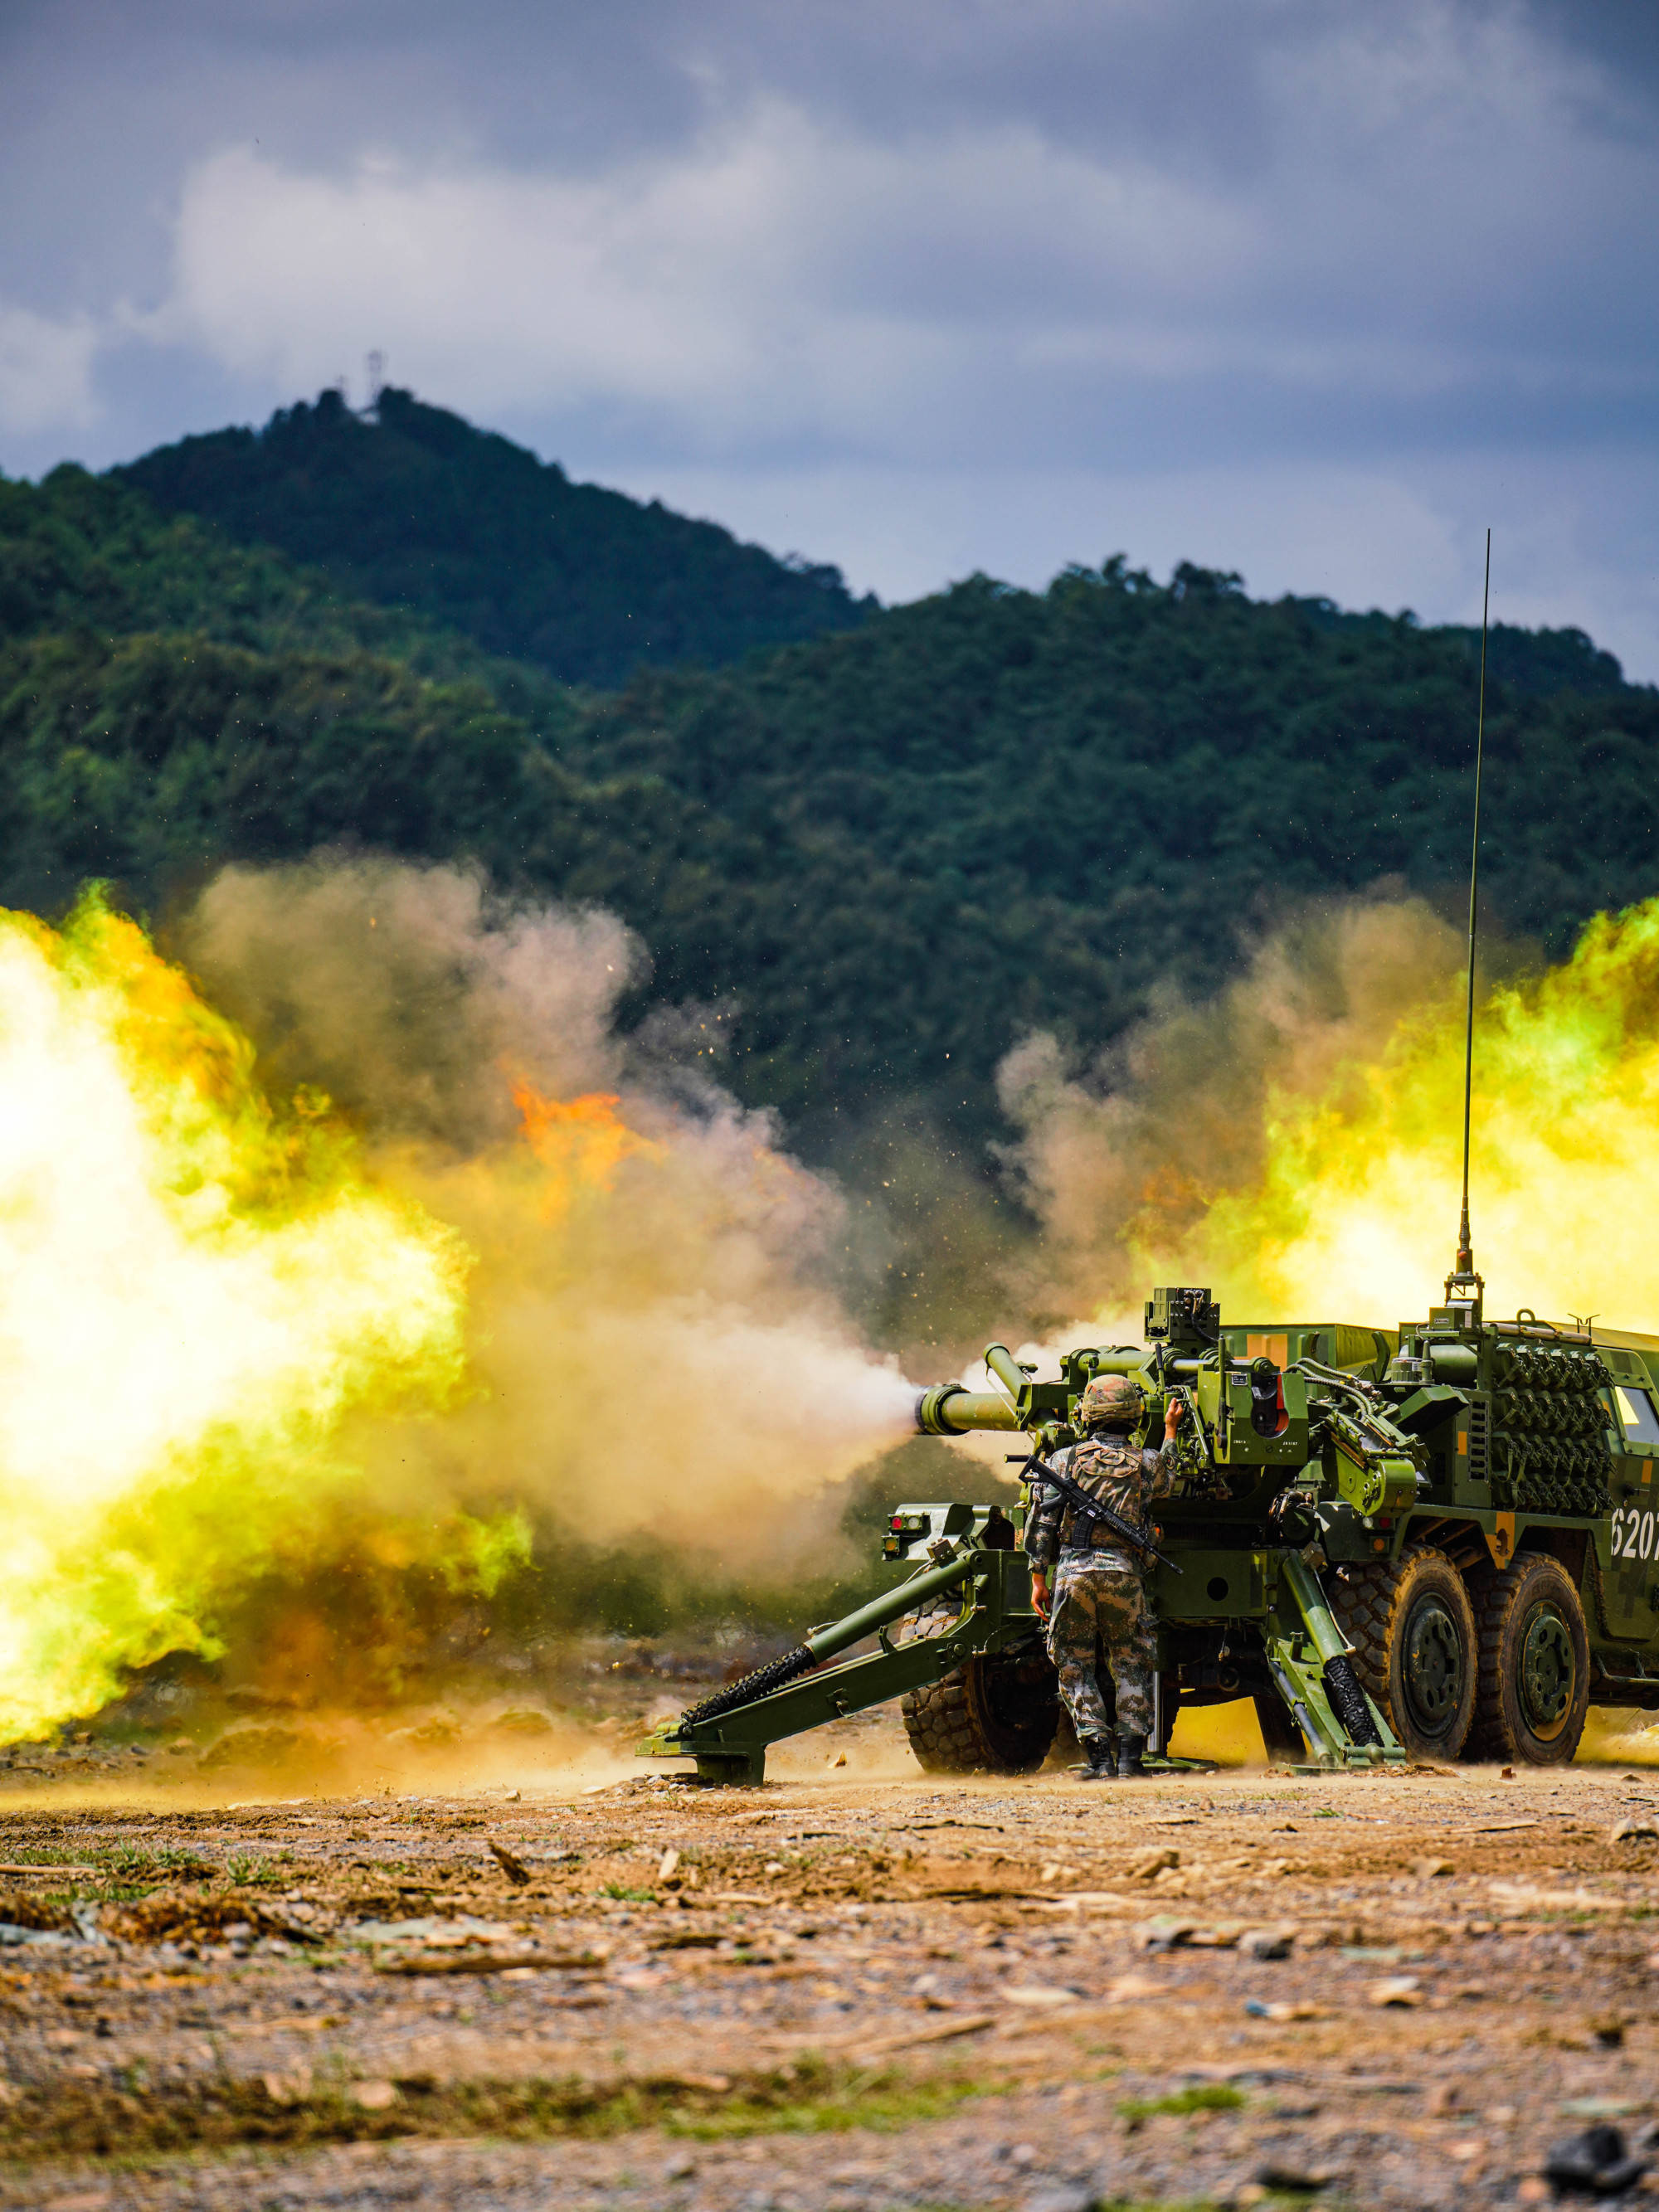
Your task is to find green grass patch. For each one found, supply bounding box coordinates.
[0,2056,1003,2161]
[598,1884,656,1903]
[1118,2083,1245,2125]
[50,1845,219,1898]
[102,1846,161,1879]
[41,1884,151,1912]
[1092,2201,1230,2210]
[225,1855,286,1889]
[141,1848,216,1884]
[664,2064,991,2139]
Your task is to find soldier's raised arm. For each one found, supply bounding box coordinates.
[1141,1393,1184,1497]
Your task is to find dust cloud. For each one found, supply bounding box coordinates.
[999,892,1481,1329]
[0,858,931,1744]
[178,857,919,1573]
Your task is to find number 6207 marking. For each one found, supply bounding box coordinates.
[1611,1507,1657,1561]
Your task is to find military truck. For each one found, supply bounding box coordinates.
[639,1279,1659,1783]
[636,549,1644,1785]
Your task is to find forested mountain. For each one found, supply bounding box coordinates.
[1292,595,1628,698]
[0,466,733,997]
[2,450,1652,1168]
[555,560,1659,1140]
[114,387,874,687]
[0,462,575,717]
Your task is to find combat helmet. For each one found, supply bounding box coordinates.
[1077,1373,1142,1430]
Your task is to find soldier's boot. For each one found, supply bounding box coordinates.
[1116,1732,1147,1778]
[1078,1734,1116,1780]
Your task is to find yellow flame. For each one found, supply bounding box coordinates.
[1131,897,1659,1330]
[0,895,474,1741]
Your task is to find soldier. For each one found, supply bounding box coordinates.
[1026,1376,1184,1779]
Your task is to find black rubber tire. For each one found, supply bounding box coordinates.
[1467,1551,1591,1766]
[898,1593,1059,1773]
[1327,1546,1477,1761]
[1254,1691,1306,1758]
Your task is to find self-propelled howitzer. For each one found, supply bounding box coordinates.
[638,1283,1659,1783]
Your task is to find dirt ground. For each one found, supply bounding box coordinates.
[6,1701,1659,2212]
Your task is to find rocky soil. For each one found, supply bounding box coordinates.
[3,1712,1659,2210]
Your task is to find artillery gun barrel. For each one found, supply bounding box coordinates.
[914,1385,1025,1435]
[645,1277,1432,1784]
[916,1350,1208,1435]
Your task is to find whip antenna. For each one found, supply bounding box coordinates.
[1447,527,1491,1314]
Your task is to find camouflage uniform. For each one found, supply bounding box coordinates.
[1025,1414,1180,1746]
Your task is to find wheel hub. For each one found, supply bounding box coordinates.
[1402,1595,1464,1735]
[1520,1607,1574,1734]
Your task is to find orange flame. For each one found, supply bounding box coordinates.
[510,1081,664,1218]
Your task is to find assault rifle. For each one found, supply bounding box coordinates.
[1019,1451,1183,1576]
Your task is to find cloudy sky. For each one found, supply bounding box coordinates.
[3,1,1657,673]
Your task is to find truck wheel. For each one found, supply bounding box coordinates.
[1467,1552,1590,1766]
[1327,1547,1477,1761]
[898,1593,1058,1772]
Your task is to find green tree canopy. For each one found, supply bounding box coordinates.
[114,386,874,687]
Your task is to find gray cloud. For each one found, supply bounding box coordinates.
[2,0,1656,672]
